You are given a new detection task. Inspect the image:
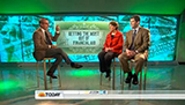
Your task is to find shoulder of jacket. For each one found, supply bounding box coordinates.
[34,28,40,33]
[106,33,111,37]
[140,27,149,32]
[126,30,132,35]
[33,29,42,36]
[117,30,123,35]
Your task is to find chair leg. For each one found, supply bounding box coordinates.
[128,62,133,89]
[121,70,125,90]
[57,66,62,88]
[143,66,147,90]
[120,65,126,90]
[139,71,143,90]
[43,60,48,90]
[100,73,103,85]
[112,59,116,90]
[48,60,52,84]
[120,67,122,85]
[108,75,111,81]
[36,62,40,88]
[128,79,131,89]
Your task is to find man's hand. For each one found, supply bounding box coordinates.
[126,49,131,56]
[126,49,136,58]
[130,51,136,56]
[105,48,109,52]
[51,45,57,49]
[105,47,113,52]
[56,25,60,31]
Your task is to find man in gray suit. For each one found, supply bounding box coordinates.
[118,15,150,85]
[33,18,82,79]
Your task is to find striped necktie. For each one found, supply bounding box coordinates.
[129,30,137,50]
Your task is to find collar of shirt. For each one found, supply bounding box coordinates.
[40,27,46,39]
[132,26,140,34]
[40,27,45,34]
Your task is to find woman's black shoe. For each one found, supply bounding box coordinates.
[105,69,111,78]
[105,72,110,78]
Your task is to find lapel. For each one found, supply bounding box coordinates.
[128,30,133,44]
[38,28,47,42]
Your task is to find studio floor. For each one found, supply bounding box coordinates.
[0,63,185,105]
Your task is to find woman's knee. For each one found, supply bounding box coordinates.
[98,51,105,59]
[104,53,114,61]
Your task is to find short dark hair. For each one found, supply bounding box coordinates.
[109,21,119,30]
[130,15,140,22]
[39,18,48,24]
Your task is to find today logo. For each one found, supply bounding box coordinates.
[38,92,61,97]
[38,92,46,97]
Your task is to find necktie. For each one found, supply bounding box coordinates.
[129,30,137,50]
[45,31,52,45]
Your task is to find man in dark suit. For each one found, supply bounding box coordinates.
[118,15,150,85]
[33,18,83,79]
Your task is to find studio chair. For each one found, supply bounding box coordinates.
[100,57,122,90]
[33,52,62,90]
[121,57,148,90]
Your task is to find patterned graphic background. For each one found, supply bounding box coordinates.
[0,15,178,62]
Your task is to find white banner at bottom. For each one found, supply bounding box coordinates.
[35,90,185,100]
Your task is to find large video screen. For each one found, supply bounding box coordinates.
[0,15,178,62]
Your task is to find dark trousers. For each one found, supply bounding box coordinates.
[98,51,118,73]
[45,48,72,74]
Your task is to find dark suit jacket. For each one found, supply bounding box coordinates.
[124,27,150,55]
[33,28,60,61]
